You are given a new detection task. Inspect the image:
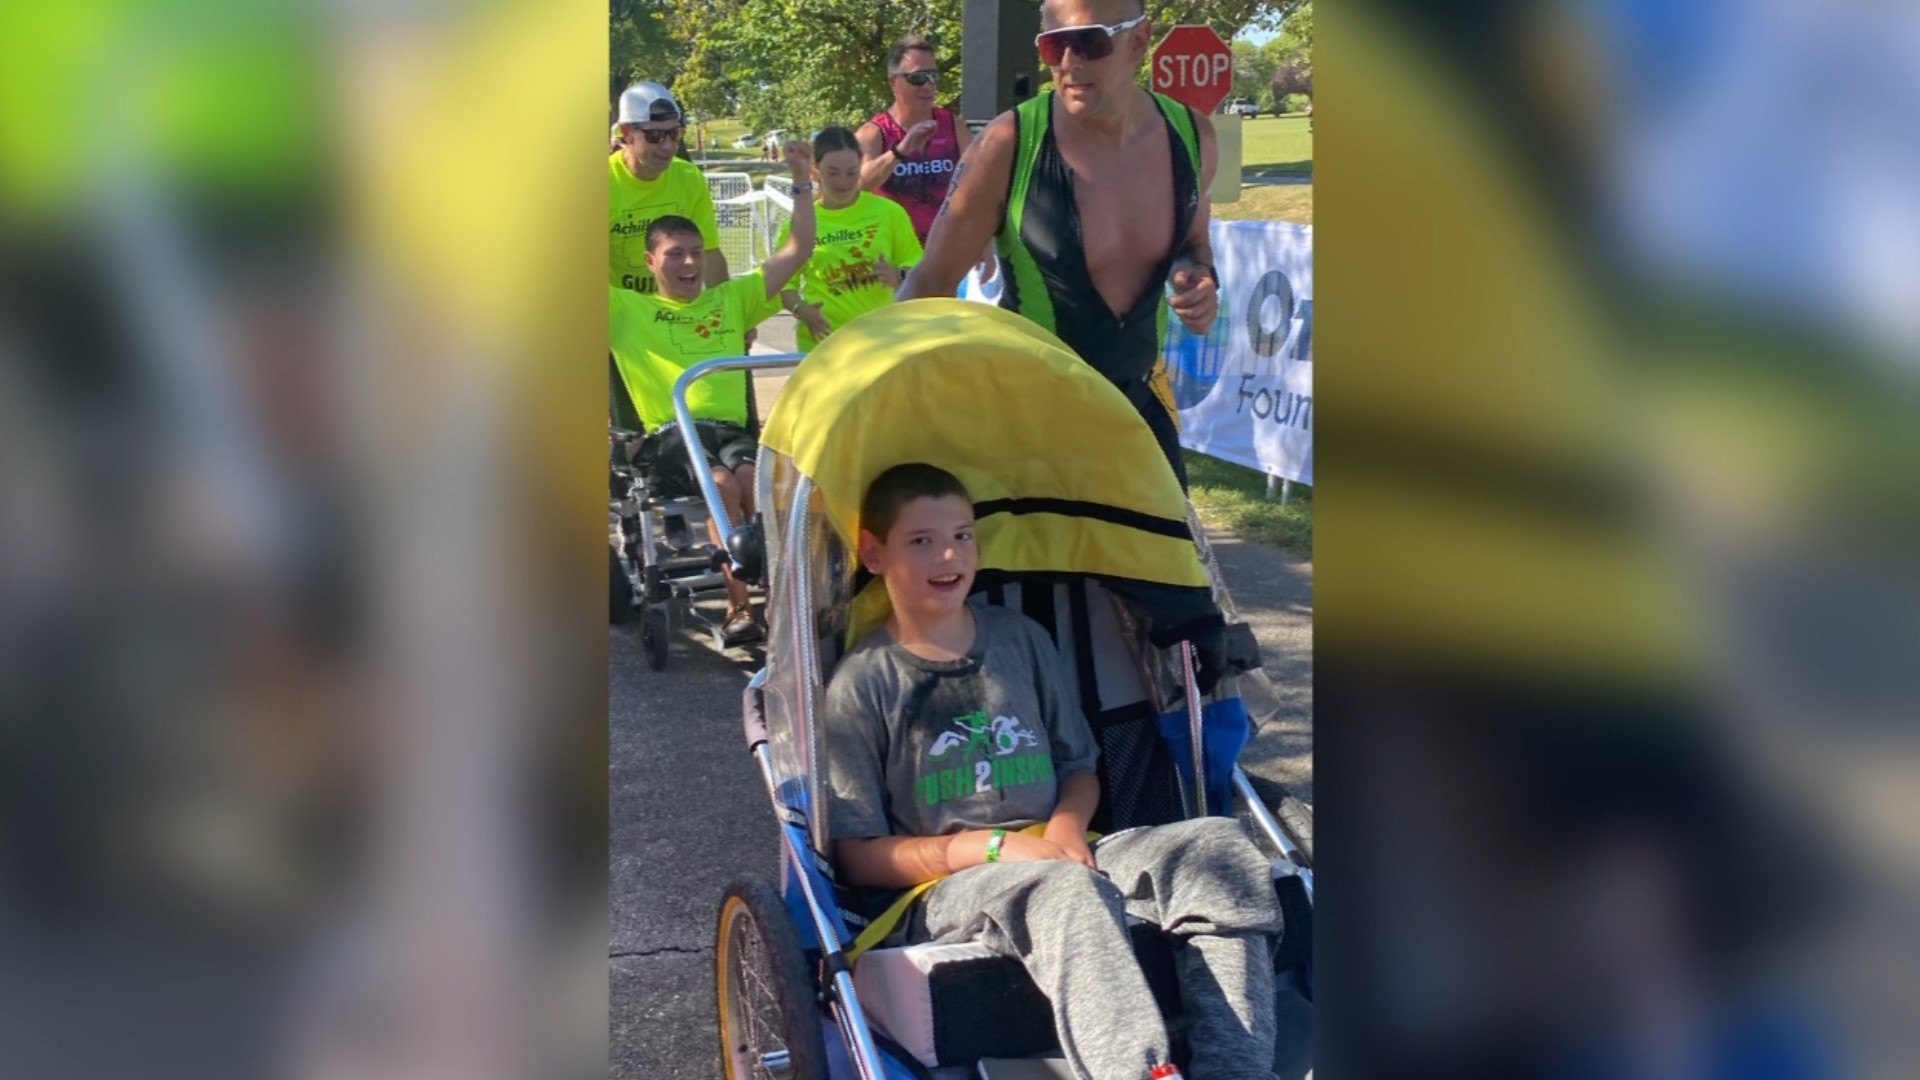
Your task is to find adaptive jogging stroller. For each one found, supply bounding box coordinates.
[674,301,1314,1079]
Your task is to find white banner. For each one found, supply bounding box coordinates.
[1166,219,1313,485]
[961,218,1312,485]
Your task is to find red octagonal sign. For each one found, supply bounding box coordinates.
[1152,25,1234,115]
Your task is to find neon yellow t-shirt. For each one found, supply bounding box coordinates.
[610,154,721,293]
[608,273,781,430]
[776,192,923,351]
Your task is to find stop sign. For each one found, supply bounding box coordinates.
[1152,25,1234,114]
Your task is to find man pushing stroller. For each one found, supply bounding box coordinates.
[823,463,1282,1080]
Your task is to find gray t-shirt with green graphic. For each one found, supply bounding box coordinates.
[823,605,1101,841]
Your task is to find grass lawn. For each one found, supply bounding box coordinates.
[1187,454,1313,559]
[1215,182,1311,225]
[689,117,762,161]
[1239,113,1312,177]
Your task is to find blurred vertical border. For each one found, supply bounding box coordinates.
[0,1,608,1077]
[1320,0,1915,1076]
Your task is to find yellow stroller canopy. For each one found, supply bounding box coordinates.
[760,300,1211,607]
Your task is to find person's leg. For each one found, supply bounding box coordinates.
[707,466,752,617]
[918,860,1174,1080]
[733,462,756,517]
[1094,819,1282,1080]
[711,430,759,519]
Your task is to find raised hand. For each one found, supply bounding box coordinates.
[782,140,814,179]
[899,119,938,155]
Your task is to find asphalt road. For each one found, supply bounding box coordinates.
[610,334,1313,1076]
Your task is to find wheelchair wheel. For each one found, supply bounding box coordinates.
[716,879,827,1080]
[609,547,633,624]
[641,607,669,671]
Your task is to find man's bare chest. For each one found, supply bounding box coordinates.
[1053,133,1179,313]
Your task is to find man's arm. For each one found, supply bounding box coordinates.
[896,112,1016,301]
[855,122,896,192]
[952,119,999,276]
[1167,113,1221,335]
[757,141,817,297]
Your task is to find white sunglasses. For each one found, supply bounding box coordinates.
[1034,15,1147,65]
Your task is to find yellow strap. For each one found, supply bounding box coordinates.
[844,825,1098,963]
[846,878,940,962]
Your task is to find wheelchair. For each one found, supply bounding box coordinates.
[608,425,758,669]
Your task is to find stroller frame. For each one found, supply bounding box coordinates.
[672,354,1312,1079]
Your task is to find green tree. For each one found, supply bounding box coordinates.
[1232,39,1278,103]
[1270,0,1310,72]
[671,0,964,135]
[609,0,679,111]
[667,0,750,121]
[1148,0,1301,42]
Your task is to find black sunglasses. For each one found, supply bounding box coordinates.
[1034,15,1146,66]
[634,126,683,144]
[894,70,939,87]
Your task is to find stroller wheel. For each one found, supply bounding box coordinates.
[716,879,827,1080]
[609,547,634,624]
[641,607,670,670]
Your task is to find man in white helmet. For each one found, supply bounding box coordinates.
[610,82,726,294]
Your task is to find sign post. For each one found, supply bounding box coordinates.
[1151,25,1234,115]
[1151,25,1238,202]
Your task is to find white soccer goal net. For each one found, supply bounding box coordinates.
[705,171,796,274]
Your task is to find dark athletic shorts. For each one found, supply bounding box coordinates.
[636,420,756,499]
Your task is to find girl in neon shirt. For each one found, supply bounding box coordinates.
[776,126,926,351]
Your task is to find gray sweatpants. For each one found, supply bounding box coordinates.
[914,817,1282,1080]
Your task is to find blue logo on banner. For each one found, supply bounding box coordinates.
[1165,289,1231,411]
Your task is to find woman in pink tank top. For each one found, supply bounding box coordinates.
[856,33,974,244]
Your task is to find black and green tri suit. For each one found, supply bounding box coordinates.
[996,91,1202,488]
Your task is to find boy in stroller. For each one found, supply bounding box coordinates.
[823,463,1282,1080]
